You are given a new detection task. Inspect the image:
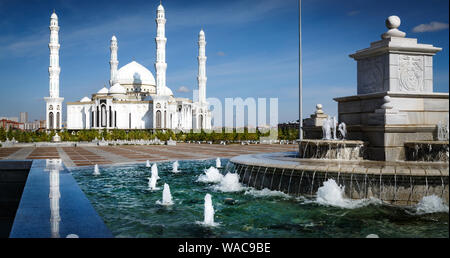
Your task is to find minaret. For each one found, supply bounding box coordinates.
[109,35,118,86]
[44,10,64,130]
[49,11,60,98]
[155,3,167,95]
[197,29,207,104]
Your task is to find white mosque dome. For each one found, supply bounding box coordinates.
[80,96,91,102]
[110,82,126,94]
[117,61,156,86]
[97,87,109,94]
[51,12,58,19]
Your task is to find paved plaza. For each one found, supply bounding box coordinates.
[0,144,297,168]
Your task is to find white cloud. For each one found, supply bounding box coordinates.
[347,10,360,16]
[177,86,190,93]
[412,22,449,33]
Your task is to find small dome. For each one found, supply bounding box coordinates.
[97,87,109,94]
[51,12,58,19]
[157,4,164,11]
[111,35,117,41]
[110,82,126,94]
[80,96,91,102]
[199,29,205,36]
[161,86,173,96]
[117,61,156,86]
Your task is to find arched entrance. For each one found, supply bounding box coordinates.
[101,105,107,127]
[49,112,54,129]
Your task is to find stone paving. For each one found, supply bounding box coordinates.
[0,143,297,168]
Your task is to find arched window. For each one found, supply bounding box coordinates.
[49,112,54,129]
[164,111,167,128]
[156,110,161,129]
[199,115,203,130]
[96,106,100,127]
[56,112,60,128]
[115,111,117,127]
[129,113,132,129]
[109,106,112,127]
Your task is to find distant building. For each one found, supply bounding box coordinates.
[278,120,299,131]
[0,119,24,130]
[24,120,42,131]
[20,112,28,123]
[0,117,19,122]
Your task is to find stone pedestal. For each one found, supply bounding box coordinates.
[303,104,329,139]
[333,16,449,161]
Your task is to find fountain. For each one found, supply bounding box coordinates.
[216,157,222,168]
[172,161,179,173]
[230,15,449,206]
[146,160,151,168]
[148,164,160,190]
[151,163,160,179]
[404,119,449,162]
[148,176,158,190]
[437,120,449,141]
[300,115,365,160]
[93,164,100,176]
[203,194,216,226]
[338,122,346,140]
[157,183,174,205]
[322,117,332,140]
[197,167,223,183]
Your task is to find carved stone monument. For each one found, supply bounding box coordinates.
[334,16,449,161]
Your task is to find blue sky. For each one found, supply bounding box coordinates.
[0,0,448,123]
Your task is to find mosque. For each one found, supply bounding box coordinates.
[45,3,212,131]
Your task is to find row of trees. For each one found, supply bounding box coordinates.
[0,127,299,143]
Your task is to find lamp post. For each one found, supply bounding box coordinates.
[298,0,303,141]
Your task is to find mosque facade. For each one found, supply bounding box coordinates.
[45,3,211,131]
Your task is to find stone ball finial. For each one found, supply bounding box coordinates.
[382,15,406,39]
[385,15,401,29]
[315,104,324,114]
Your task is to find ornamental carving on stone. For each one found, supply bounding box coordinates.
[398,55,423,92]
[359,57,384,93]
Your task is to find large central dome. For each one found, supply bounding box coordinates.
[117,61,156,86]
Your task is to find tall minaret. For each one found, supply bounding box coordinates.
[109,35,118,86]
[197,29,207,104]
[49,11,60,98]
[45,10,64,130]
[155,2,167,95]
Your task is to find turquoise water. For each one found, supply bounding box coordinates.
[71,159,449,238]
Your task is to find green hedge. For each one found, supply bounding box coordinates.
[0,127,297,143]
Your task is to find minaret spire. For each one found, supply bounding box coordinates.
[155,1,167,95]
[109,35,118,86]
[49,11,60,98]
[45,11,64,130]
[197,29,207,104]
